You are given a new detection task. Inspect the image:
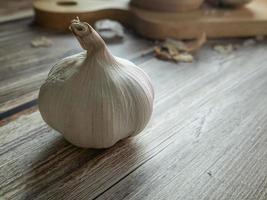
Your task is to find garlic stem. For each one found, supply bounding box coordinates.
[70,18,116,65]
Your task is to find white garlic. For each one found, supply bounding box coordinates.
[38,18,154,149]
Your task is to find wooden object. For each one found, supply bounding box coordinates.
[33,0,267,39]
[2,18,267,199]
[131,0,204,12]
[207,0,253,7]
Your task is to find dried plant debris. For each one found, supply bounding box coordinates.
[255,35,265,41]
[243,38,256,47]
[94,19,124,43]
[213,44,235,54]
[31,36,53,48]
[173,53,194,63]
[154,44,194,63]
[154,32,206,63]
[186,32,207,52]
[213,37,263,55]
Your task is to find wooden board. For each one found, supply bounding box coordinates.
[33,0,267,39]
[1,18,267,199]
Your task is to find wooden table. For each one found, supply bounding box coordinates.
[1,16,267,200]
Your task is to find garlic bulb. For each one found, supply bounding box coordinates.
[38,18,154,149]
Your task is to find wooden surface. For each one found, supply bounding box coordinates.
[1,17,267,200]
[131,0,204,12]
[33,0,267,39]
[0,0,33,23]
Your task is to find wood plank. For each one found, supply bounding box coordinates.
[97,65,267,200]
[1,43,267,199]
[0,0,33,23]
[0,18,154,115]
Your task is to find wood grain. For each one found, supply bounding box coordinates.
[97,59,267,200]
[0,0,33,23]
[1,38,267,199]
[0,18,153,116]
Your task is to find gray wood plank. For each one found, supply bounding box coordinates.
[0,18,153,114]
[0,0,33,23]
[97,61,267,200]
[1,42,267,199]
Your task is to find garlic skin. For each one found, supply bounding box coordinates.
[38,19,154,148]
